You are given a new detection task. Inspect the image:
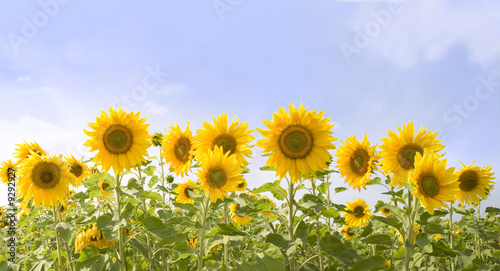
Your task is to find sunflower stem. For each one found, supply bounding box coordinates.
[310,178,324,271]
[53,206,63,271]
[198,197,211,271]
[288,179,296,271]
[138,166,154,270]
[223,203,230,266]
[448,203,455,271]
[115,174,127,271]
[403,196,420,271]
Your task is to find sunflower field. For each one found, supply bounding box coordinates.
[0,103,498,271]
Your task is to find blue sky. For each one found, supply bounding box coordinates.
[1,0,499,211]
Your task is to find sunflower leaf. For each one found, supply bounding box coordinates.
[55,222,73,242]
[349,255,385,271]
[253,180,287,201]
[75,246,105,271]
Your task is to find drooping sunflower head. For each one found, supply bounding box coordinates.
[341,225,356,240]
[64,154,90,187]
[411,150,459,215]
[174,180,198,204]
[0,159,16,184]
[195,113,254,167]
[197,146,244,202]
[335,133,378,191]
[162,123,194,177]
[455,161,495,206]
[150,132,164,148]
[257,103,337,183]
[17,154,75,209]
[379,122,444,188]
[13,140,47,166]
[343,198,372,228]
[84,107,151,174]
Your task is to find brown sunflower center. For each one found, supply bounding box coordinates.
[279,125,314,159]
[31,162,61,189]
[103,124,134,154]
[208,169,227,188]
[100,181,110,191]
[184,187,194,198]
[397,144,423,170]
[353,206,365,218]
[233,204,240,211]
[420,175,439,197]
[237,181,246,188]
[347,231,355,237]
[350,149,370,175]
[458,170,479,192]
[70,163,83,178]
[211,134,237,155]
[174,137,191,163]
[382,207,391,215]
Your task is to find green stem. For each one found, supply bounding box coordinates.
[53,206,63,271]
[115,174,127,271]
[288,179,296,271]
[223,203,230,265]
[198,197,211,271]
[310,178,323,271]
[138,167,154,269]
[403,196,419,271]
[449,203,455,271]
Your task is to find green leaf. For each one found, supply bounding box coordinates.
[485,207,500,215]
[259,166,275,171]
[361,234,393,246]
[424,223,444,234]
[216,224,247,236]
[143,165,156,176]
[420,210,448,225]
[334,187,348,194]
[317,182,330,194]
[321,208,340,218]
[426,241,458,257]
[372,216,402,231]
[367,177,382,185]
[141,191,162,201]
[75,246,105,271]
[349,255,386,271]
[253,180,287,201]
[462,258,491,271]
[148,176,160,188]
[299,194,323,214]
[257,243,285,270]
[320,232,360,266]
[56,222,73,242]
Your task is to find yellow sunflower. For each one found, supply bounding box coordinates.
[341,225,356,240]
[162,123,194,177]
[379,122,444,188]
[98,179,113,197]
[195,113,254,167]
[84,107,151,174]
[64,154,90,187]
[230,203,253,226]
[455,161,495,206]
[343,198,372,228]
[13,140,46,166]
[235,179,247,192]
[17,154,75,208]
[0,159,16,184]
[197,146,244,202]
[257,103,337,183]
[260,195,277,217]
[174,180,198,204]
[150,132,164,148]
[411,150,459,215]
[380,206,391,216]
[335,133,378,191]
[74,224,115,254]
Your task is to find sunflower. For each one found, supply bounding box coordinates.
[260,195,277,217]
[455,161,495,206]
[230,203,253,226]
[343,198,372,228]
[98,179,113,197]
[341,225,356,240]
[335,133,378,191]
[257,103,337,183]
[84,107,151,174]
[380,206,391,216]
[174,180,198,204]
[162,123,194,177]
[150,132,164,148]
[379,122,444,188]
[74,224,115,254]
[0,159,16,184]
[433,234,441,241]
[188,237,199,248]
[17,154,75,208]
[411,150,458,215]
[235,179,247,192]
[13,140,46,166]
[64,154,90,187]
[197,146,244,202]
[195,113,254,167]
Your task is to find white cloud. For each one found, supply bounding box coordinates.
[17,76,30,82]
[155,82,188,96]
[143,101,169,116]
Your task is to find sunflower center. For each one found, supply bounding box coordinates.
[237,181,246,188]
[397,144,423,170]
[174,137,191,163]
[208,169,227,188]
[103,124,134,154]
[31,162,61,189]
[458,170,479,192]
[347,231,355,237]
[70,164,83,178]
[233,204,240,211]
[279,125,314,159]
[353,206,365,218]
[350,149,370,175]
[212,134,237,155]
[184,187,194,198]
[420,175,439,197]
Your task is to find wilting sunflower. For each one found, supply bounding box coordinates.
[343,198,372,228]
[197,146,244,202]
[379,122,444,188]
[17,154,75,208]
[13,140,46,166]
[411,150,458,215]
[174,180,198,204]
[335,133,378,191]
[195,113,254,167]
[162,123,194,177]
[455,161,495,206]
[98,179,113,197]
[64,154,90,187]
[230,203,253,226]
[74,224,115,254]
[257,103,337,183]
[341,225,356,240]
[84,107,151,174]
[0,159,16,184]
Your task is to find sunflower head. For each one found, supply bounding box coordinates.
[411,150,459,215]
[174,180,199,204]
[379,122,444,188]
[230,203,253,226]
[150,132,164,147]
[257,103,337,183]
[162,123,194,177]
[341,225,356,240]
[0,159,16,184]
[455,161,495,206]
[84,107,151,174]
[381,207,391,216]
[335,133,378,191]
[65,154,90,187]
[98,179,113,197]
[13,140,47,166]
[343,198,372,228]
[235,179,248,192]
[260,195,277,217]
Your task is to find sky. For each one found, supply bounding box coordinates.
[0,0,499,212]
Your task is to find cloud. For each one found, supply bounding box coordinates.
[155,82,188,96]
